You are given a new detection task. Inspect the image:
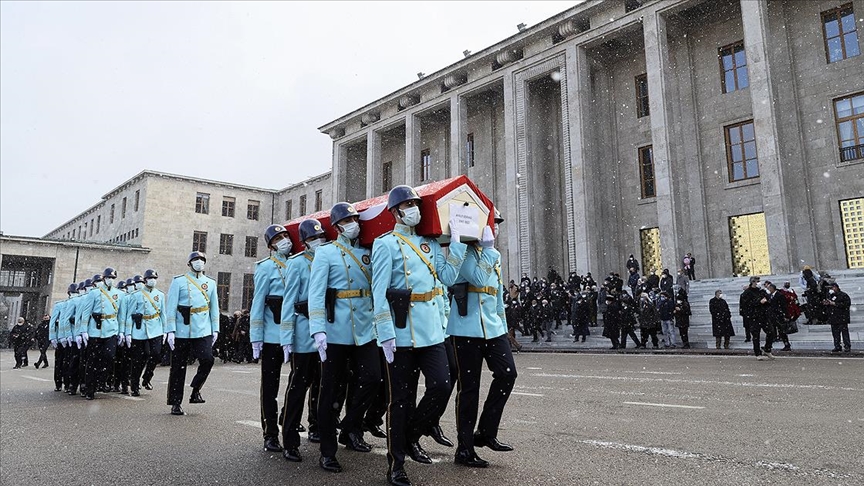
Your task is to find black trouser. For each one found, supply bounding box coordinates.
[432,338,458,430]
[84,337,118,397]
[35,343,50,368]
[640,328,659,347]
[259,343,284,439]
[743,318,752,341]
[65,345,82,392]
[13,344,29,367]
[831,323,851,350]
[54,345,68,389]
[619,326,640,348]
[686,267,695,280]
[130,337,162,391]
[279,352,317,449]
[678,327,690,346]
[166,336,214,406]
[363,348,389,429]
[78,343,90,393]
[318,341,381,458]
[776,326,790,346]
[308,363,320,433]
[451,335,517,453]
[750,322,774,356]
[112,343,131,389]
[385,343,450,471]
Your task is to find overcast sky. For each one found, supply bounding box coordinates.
[0,1,577,237]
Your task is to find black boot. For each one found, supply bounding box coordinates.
[428,425,453,447]
[189,388,205,404]
[171,404,185,415]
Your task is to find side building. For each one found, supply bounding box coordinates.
[318,0,864,280]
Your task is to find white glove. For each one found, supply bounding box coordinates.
[50,339,58,349]
[81,332,89,347]
[117,334,125,347]
[252,341,264,360]
[166,332,175,351]
[212,331,219,347]
[61,338,69,348]
[282,344,293,364]
[382,338,397,364]
[449,217,462,244]
[313,332,327,362]
[75,335,83,349]
[480,225,495,248]
[125,334,132,347]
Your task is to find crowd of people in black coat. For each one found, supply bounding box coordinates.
[7,315,52,370]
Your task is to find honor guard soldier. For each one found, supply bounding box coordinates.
[62,281,87,395]
[165,252,220,416]
[278,219,326,463]
[371,185,469,486]
[48,284,77,392]
[250,224,293,453]
[308,202,380,474]
[447,209,517,468]
[77,268,125,400]
[126,269,166,396]
[111,275,139,394]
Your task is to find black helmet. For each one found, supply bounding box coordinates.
[298,219,325,242]
[67,283,78,294]
[117,280,127,290]
[77,282,86,292]
[125,278,135,287]
[387,185,421,210]
[133,275,145,285]
[143,269,158,279]
[103,267,118,279]
[188,251,206,264]
[264,224,289,246]
[330,202,359,226]
[92,274,103,283]
[84,278,94,288]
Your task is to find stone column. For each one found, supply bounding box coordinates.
[450,95,467,177]
[565,44,593,274]
[366,130,381,198]
[331,142,347,202]
[502,71,521,280]
[643,9,680,273]
[741,0,792,273]
[404,114,419,186]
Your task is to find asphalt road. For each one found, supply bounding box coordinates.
[1,350,862,486]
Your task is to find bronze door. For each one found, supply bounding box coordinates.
[729,213,771,276]
[640,227,662,275]
[840,198,864,269]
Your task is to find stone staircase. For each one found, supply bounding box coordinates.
[516,269,864,351]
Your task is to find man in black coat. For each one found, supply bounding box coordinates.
[9,318,33,369]
[34,315,51,369]
[602,295,621,349]
[824,281,851,352]
[709,290,735,349]
[740,277,773,360]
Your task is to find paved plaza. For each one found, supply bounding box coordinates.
[1,349,862,485]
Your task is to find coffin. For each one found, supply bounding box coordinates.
[284,175,495,252]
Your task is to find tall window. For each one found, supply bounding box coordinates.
[285,199,293,220]
[195,192,210,214]
[822,4,860,63]
[89,218,94,237]
[299,195,307,215]
[110,204,115,223]
[834,91,864,162]
[247,200,260,220]
[134,190,140,211]
[245,236,258,258]
[382,161,393,192]
[222,197,236,217]
[96,215,100,234]
[242,273,255,310]
[83,222,88,239]
[638,146,655,199]
[466,133,475,167]
[121,197,127,219]
[217,272,231,311]
[219,234,234,255]
[192,231,207,252]
[315,190,323,212]
[719,41,748,93]
[725,120,759,182]
[635,74,650,117]
[421,148,431,181]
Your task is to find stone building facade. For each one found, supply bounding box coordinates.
[319,0,864,281]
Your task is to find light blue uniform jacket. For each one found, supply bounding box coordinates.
[308,235,375,346]
[445,246,507,339]
[250,254,288,345]
[281,250,317,353]
[125,287,167,340]
[77,284,124,338]
[48,300,67,342]
[60,294,83,340]
[165,272,220,338]
[371,224,467,348]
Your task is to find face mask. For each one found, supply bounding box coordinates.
[340,221,360,240]
[306,238,323,252]
[146,278,157,288]
[275,238,292,255]
[135,282,144,290]
[718,294,724,299]
[494,223,500,235]
[191,260,205,272]
[829,289,835,294]
[400,206,421,227]
[104,278,115,287]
